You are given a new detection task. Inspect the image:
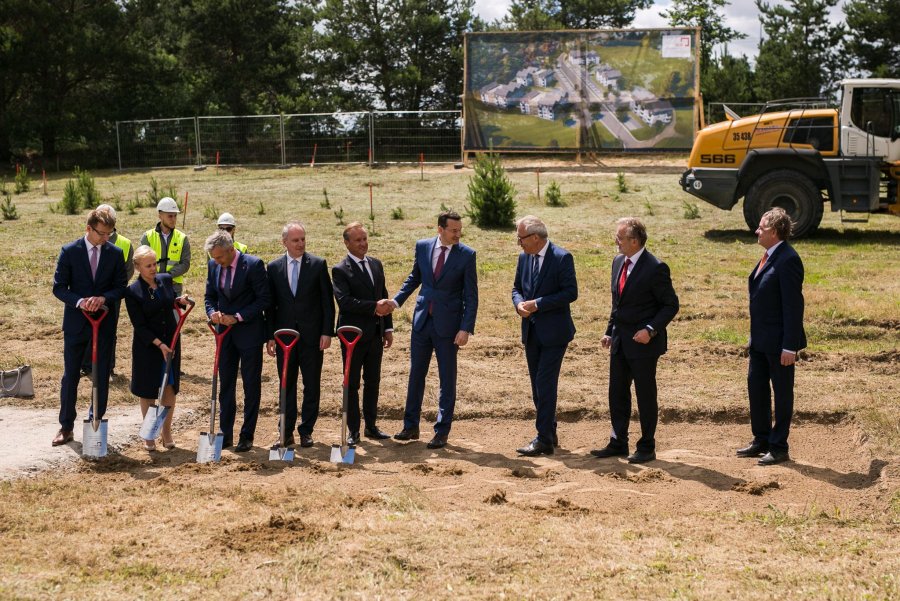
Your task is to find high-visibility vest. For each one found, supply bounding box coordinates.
[144,227,186,284]
[111,233,131,264]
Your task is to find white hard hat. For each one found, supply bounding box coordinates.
[217,212,236,227]
[157,197,180,213]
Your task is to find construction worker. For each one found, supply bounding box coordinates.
[81,203,133,378]
[140,197,191,297]
[217,212,248,254]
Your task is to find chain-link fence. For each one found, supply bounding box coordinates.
[115,110,462,170]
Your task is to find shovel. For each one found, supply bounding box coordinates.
[269,328,300,463]
[81,305,109,459]
[139,297,195,442]
[330,325,362,465]
[197,321,232,463]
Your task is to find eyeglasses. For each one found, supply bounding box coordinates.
[90,226,114,238]
[517,233,536,242]
[615,235,634,243]
[219,226,234,233]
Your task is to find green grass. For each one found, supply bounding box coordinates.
[475,107,578,148]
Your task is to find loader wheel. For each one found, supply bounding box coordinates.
[743,169,824,238]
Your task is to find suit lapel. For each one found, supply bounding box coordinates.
[619,251,647,299]
[533,243,553,294]
[435,242,456,283]
[353,256,375,292]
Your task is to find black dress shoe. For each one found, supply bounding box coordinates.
[283,435,295,447]
[517,438,554,457]
[347,432,360,446]
[364,426,391,440]
[426,433,448,449]
[393,428,420,441]
[235,437,253,453]
[627,450,656,464]
[736,442,769,457]
[758,450,789,466]
[299,434,314,448]
[221,435,234,449]
[590,444,628,458]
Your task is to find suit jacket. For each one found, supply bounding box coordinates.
[511,241,578,346]
[605,249,679,358]
[266,253,335,344]
[204,252,270,348]
[52,238,127,336]
[394,237,478,338]
[332,255,393,340]
[748,242,806,354]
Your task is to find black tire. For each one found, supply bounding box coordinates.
[742,169,824,238]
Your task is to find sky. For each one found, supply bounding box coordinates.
[473,0,846,63]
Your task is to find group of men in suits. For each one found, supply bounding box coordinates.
[52,203,805,466]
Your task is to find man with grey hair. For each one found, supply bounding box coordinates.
[512,215,578,456]
[738,207,805,466]
[204,228,270,452]
[593,217,678,464]
[265,221,334,449]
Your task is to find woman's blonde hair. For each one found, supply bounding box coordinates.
[133,244,157,267]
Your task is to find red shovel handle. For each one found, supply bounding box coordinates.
[273,328,300,386]
[81,305,109,364]
[169,297,195,349]
[207,320,233,378]
[336,325,363,387]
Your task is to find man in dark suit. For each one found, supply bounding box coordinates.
[512,216,578,457]
[204,229,270,452]
[592,217,679,464]
[332,222,393,445]
[265,221,335,449]
[52,206,128,446]
[390,210,478,449]
[738,207,806,466]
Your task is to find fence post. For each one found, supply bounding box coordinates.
[368,111,375,167]
[194,117,202,167]
[115,121,122,171]
[280,113,286,166]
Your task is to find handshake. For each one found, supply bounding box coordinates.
[375,299,395,317]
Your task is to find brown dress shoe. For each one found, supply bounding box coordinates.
[52,429,74,446]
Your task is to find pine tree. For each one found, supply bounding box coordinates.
[466,152,516,229]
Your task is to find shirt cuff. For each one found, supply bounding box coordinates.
[236,313,243,322]
[76,298,85,309]
[782,349,796,354]
[390,299,399,309]
[385,328,393,333]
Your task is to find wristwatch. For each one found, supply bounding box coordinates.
[645,325,657,338]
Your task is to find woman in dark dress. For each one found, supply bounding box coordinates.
[125,245,187,451]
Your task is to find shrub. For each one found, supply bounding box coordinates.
[257,201,266,215]
[390,207,405,220]
[334,206,345,225]
[1,195,18,220]
[203,204,219,220]
[74,168,100,209]
[14,166,30,194]
[59,180,81,215]
[545,180,565,207]
[146,177,175,207]
[466,152,516,229]
[616,171,628,193]
[644,200,655,216]
[320,187,330,209]
[682,200,701,220]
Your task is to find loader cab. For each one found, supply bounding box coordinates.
[840,79,900,161]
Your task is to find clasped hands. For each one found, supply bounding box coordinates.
[375,299,395,316]
[516,300,538,318]
[208,311,238,326]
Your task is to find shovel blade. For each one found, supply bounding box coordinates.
[82,419,108,458]
[138,405,169,441]
[269,445,295,463]
[330,444,355,465]
[196,432,223,463]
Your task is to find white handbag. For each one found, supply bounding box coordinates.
[0,365,34,398]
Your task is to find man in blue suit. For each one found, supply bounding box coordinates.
[512,216,578,456]
[204,229,271,452]
[738,207,806,466]
[52,206,128,446]
[389,211,478,449]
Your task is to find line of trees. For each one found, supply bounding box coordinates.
[1,0,896,166]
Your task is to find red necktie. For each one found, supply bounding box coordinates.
[618,258,631,295]
[755,252,768,278]
[433,245,448,279]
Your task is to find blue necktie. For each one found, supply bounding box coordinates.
[222,266,232,298]
[290,259,299,295]
[530,254,540,295]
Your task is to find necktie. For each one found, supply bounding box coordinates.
[433,245,448,279]
[618,258,631,295]
[359,259,373,285]
[290,259,299,295]
[755,252,768,278]
[222,265,232,297]
[90,246,99,280]
[530,254,540,295]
